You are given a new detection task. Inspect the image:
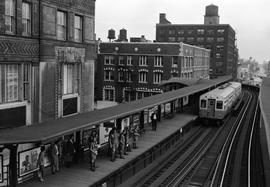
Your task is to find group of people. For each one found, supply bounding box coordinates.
[108,126,140,162]
[37,136,79,182]
[36,113,159,180]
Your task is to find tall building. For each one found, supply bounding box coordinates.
[156,4,238,79]
[0,0,96,127]
[96,41,210,103]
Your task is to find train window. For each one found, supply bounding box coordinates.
[216,101,223,109]
[201,99,206,108]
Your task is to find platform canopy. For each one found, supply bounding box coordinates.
[0,75,232,145]
[159,77,211,87]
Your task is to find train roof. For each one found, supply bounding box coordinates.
[200,82,241,100]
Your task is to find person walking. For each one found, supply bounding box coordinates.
[123,127,129,155]
[89,135,98,171]
[37,146,45,182]
[50,141,60,174]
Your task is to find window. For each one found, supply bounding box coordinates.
[207,29,215,35]
[168,30,175,35]
[126,71,132,82]
[216,53,221,59]
[139,72,147,83]
[5,0,15,34]
[197,37,204,42]
[178,37,184,42]
[127,56,133,66]
[217,37,224,42]
[57,11,67,40]
[153,72,162,84]
[177,30,184,34]
[118,71,124,82]
[104,70,114,81]
[172,57,178,67]
[63,64,79,95]
[154,56,163,67]
[104,56,114,65]
[216,45,224,51]
[0,64,18,103]
[200,99,206,108]
[104,89,114,101]
[187,30,194,34]
[119,56,124,65]
[74,15,82,42]
[206,37,214,42]
[216,101,223,109]
[22,2,31,36]
[217,29,225,34]
[187,37,194,42]
[197,29,205,35]
[139,56,147,66]
[0,64,31,103]
[168,37,176,42]
[172,72,178,77]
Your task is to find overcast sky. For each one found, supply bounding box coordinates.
[96,0,270,63]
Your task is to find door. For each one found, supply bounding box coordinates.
[207,99,216,118]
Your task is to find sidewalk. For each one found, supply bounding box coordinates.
[18,113,197,187]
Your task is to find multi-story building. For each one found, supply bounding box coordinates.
[0,0,96,185]
[156,4,238,78]
[0,0,96,129]
[96,42,210,103]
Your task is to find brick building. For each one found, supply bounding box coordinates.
[0,0,96,129]
[156,4,238,78]
[96,42,210,103]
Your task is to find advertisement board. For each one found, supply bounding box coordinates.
[82,126,97,151]
[121,117,130,131]
[165,103,171,113]
[18,147,40,177]
[0,155,3,183]
[100,121,114,147]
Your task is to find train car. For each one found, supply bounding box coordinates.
[199,82,242,124]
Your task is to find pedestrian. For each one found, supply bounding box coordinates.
[114,129,119,158]
[118,130,125,159]
[131,126,140,149]
[123,127,129,155]
[151,111,157,131]
[109,128,116,162]
[65,136,75,168]
[50,141,60,174]
[57,140,64,169]
[37,146,45,182]
[89,135,98,171]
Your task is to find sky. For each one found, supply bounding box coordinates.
[95,0,270,63]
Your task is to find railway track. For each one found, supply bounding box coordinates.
[129,91,253,187]
[210,90,260,187]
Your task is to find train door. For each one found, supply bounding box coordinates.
[207,99,215,117]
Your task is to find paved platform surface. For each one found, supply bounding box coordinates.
[18,113,197,187]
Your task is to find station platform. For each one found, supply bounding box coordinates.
[18,113,197,187]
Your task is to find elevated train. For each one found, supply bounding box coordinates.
[199,82,242,124]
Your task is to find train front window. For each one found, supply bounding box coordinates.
[216,101,223,109]
[201,99,206,108]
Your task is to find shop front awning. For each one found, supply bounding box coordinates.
[0,75,232,145]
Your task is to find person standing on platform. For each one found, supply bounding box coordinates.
[37,146,45,182]
[131,126,140,149]
[151,111,157,131]
[50,141,59,174]
[109,128,116,162]
[65,136,75,168]
[114,129,120,158]
[123,127,129,155]
[119,131,125,159]
[89,135,98,171]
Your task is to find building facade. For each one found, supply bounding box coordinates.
[0,0,96,129]
[156,4,238,78]
[0,0,96,185]
[96,42,210,103]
